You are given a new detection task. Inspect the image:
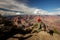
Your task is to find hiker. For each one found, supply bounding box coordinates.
[31,16,47,33]
[37,16,47,31]
[31,16,42,33]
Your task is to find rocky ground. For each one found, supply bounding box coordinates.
[7,31,60,40]
[0,15,60,40]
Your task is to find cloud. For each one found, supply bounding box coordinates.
[0,0,38,15]
[49,11,60,15]
[33,9,60,15]
[15,0,29,3]
[47,8,60,15]
[33,9,48,15]
[0,0,60,15]
[54,8,60,10]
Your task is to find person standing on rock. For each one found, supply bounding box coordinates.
[31,16,46,33]
[31,16,42,33]
[37,16,46,31]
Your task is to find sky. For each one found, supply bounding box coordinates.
[0,0,60,15]
[28,0,60,12]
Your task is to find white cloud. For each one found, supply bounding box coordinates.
[54,8,60,10]
[0,0,38,15]
[3,0,45,15]
[33,9,60,15]
[49,11,60,15]
[16,12,21,15]
[0,0,60,15]
[33,9,48,15]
